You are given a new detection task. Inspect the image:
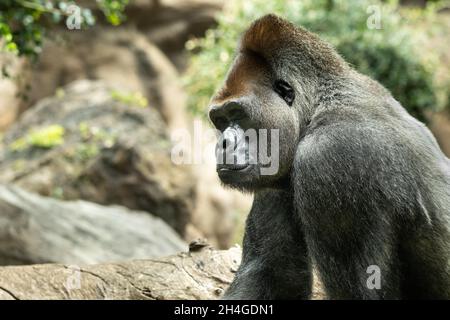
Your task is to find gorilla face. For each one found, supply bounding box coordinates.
[208,51,300,191]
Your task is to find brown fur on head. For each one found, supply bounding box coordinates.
[213,14,350,113]
[240,14,347,75]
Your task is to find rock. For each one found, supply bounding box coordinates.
[0,184,186,266]
[24,28,187,131]
[0,80,195,237]
[77,0,224,70]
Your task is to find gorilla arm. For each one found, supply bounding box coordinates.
[223,189,312,299]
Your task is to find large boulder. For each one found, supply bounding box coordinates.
[0,80,196,238]
[0,184,186,265]
[23,28,186,131]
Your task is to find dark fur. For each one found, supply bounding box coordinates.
[209,14,450,299]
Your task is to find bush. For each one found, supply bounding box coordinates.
[0,0,128,60]
[184,0,442,121]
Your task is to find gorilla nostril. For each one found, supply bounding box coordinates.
[209,107,227,130]
[228,107,247,121]
[214,116,227,131]
[224,102,248,122]
[222,138,228,150]
[209,101,248,130]
[222,138,235,152]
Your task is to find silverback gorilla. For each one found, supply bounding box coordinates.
[208,14,450,299]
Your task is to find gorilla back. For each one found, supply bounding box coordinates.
[208,14,450,299]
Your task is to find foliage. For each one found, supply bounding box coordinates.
[10,124,65,151]
[0,0,128,61]
[110,89,148,108]
[184,0,443,121]
[97,0,128,26]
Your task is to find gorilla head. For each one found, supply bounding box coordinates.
[208,14,346,191]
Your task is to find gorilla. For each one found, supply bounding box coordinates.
[208,14,450,299]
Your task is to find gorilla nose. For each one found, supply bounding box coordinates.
[209,101,248,130]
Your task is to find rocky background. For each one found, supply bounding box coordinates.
[0,0,253,265]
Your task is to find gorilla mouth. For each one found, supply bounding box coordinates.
[215,124,254,175]
[217,163,253,185]
[217,163,250,172]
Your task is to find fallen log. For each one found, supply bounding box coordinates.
[0,246,241,300]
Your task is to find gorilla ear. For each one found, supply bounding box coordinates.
[240,14,296,58]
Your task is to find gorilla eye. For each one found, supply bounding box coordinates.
[274,80,295,106]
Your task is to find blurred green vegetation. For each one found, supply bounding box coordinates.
[110,89,149,108]
[184,0,449,121]
[9,124,65,151]
[0,0,128,61]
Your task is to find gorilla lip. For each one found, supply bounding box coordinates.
[217,163,250,172]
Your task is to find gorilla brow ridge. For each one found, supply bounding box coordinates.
[240,14,347,75]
